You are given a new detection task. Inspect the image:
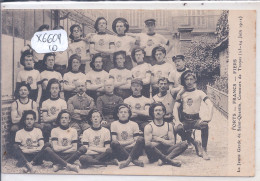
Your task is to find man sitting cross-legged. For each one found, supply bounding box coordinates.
[44,110,87,173]
[79,109,118,168]
[111,104,145,169]
[144,102,188,167]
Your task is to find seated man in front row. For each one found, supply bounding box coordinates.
[144,102,188,167]
[173,70,213,160]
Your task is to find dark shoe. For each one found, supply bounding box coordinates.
[106,159,119,166]
[119,160,130,169]
[132,159,144,167]
[53,164,63,172]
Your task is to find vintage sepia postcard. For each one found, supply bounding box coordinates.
[0,1,256,179]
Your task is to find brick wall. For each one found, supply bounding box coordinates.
[2,100,13,159]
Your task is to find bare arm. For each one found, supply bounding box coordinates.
[11,102,21,124]
[204,98,214,122]
[36,84,42,105]
[88,144,110,153]
[173,102,183,126]
[152,124,175,146]
[42,111,56,123]
[86,81,103,91]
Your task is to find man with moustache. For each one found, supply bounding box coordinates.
[124,79,152,131]
[67,79,96,135]
[144,102,188,167]
[152,77,176,124]
[96,78,123,128]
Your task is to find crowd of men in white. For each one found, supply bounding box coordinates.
[10,17,214,173]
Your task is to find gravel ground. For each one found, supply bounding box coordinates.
[2,106,228,176]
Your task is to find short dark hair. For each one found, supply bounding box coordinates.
[113,51,126,68]
[67,54,81,72]
[112,18,129,34]
[149,102,166,119]
[152,46,166,60]
[14,82,31,99]
[20,110,37,128]
[43,53,55,66]
[131,48,146,63]
[46,78,61,99]
[90,53,104,70]
[56,110,71,126]
[87,109,104,125]
[37,24,49,32]
[113,103,132,120]
[69,24,82,40]
[94,17,107,32]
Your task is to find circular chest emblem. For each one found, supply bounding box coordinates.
[156,71,162,78]
[147,39,154,47]
[115,41,121,48]
[62,138,69,146]
[93,136,101,146]
[98,39,105,46]
[27,76,33,85]
[26,138,33,147]
[134,71,141,78]
[95,77,102,85]
[121,131,128,140]
[116,75,122,82]
[135,103,142,110]
[50,106,57,115]
[75,47,82,55]
[187,98,193,107]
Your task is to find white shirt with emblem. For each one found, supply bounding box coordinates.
[111,120,139,144]
[82,127,111,155]
[17,69,40,90]
[151,62,175,86]
[109,68,132,87]
[176,89,208,114]
[86,70,109,87]
[15,128,43,152]
[139,33,168,56]
[113,35,136,56]
[41,98,67,119]
[50,127,78,153]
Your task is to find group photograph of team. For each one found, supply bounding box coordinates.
[2,10,229,175]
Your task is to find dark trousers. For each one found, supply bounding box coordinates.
[41,122,57,142]
[79,148,114,167]
[13,142,51,166]
[145,142,188,163]
[151,86,159,97]
[111,137,145,161]
[175,119,209,149]
[45,146,87,167]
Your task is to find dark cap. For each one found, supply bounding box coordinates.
[131,78,143,86]
[172,55,185,62]
[145,19,156,25]
[112,18,129,34]
[180,70,197,87]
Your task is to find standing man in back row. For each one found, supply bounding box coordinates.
[128,19,173,65]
